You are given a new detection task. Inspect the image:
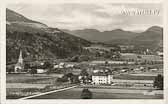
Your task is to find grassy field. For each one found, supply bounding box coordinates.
[6,72,163,99]
[121,53,163,61]
[113,74,156,80]
[6,73,66,99]
[129,73,160,76]
[30,87,163,99]
[6,74,60,84]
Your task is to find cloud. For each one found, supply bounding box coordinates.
[8,3,162,31]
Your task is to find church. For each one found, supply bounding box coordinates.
[14,50,24,73]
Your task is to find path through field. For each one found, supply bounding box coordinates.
[27,87,163,99]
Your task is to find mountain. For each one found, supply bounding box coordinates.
[6,8,48,29]
[130,26,163,49]
[62,29,138,42]
[62,26,163,49]
[133,26,162,41]
[6,9,91,64]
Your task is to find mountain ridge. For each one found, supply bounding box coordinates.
[6,8,48,28]
[6,8,91,64]
[62,26,163,49]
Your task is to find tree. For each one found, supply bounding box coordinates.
[80,69,89,76]
[30,68,37,76]
[80,69,89,84]
[66,73,74,78]
[137,55,142,59]
[65,73,74,83]
[80,88,92,99]
[43,61,53,69]
[57,73,80,84]
[6,67,14,73]
[43,61,53,74]
[105,61,109,65]
[71,56,79,62]
[95,52,101,57]
[71,75,80,84]
[79,55,90,61]
[154,74,163,90]
[24,63,30,72]
[57,77,68,82]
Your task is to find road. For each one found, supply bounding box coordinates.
[19,85,78,100]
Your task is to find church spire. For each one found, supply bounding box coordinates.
[15,50,24,73]
[18,50,23,64]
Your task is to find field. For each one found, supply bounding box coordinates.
[30,87,163,99]
[121,53,163,61]
[6,74,62,84]
[6,73,66,99]
[6,68,163,99]
[113,74,156,80]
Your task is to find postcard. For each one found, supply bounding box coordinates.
[0,0,167,104]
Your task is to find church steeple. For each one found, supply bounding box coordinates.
[15,50,24,73]
[18,50,23,64]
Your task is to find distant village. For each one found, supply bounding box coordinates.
[7,44,163,89]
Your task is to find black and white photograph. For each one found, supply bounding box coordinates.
[1,0,166,103]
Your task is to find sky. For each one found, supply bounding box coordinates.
[8,3,163,32]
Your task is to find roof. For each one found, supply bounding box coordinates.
[92,72,112,76]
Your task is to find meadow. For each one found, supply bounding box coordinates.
[31,87,163,99]
[6,73,67,99]
[6,73,60,84]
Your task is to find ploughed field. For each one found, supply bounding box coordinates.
[30,87,163,99]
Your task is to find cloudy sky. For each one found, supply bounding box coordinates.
[8,3,162,31]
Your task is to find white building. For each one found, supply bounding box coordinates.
[92,73,113,85]
[65,64,74,68]
[54,62,65,69]
[37,69,47,73]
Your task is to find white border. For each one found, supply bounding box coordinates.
[0,1,6,104]
[5,0,164,4]
[163,0,168,104]
[1,0,167,104]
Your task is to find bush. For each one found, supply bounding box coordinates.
[22,88,40,93]
[57,76,68,82]
[80,88,92,99]
[57,73,80,84]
